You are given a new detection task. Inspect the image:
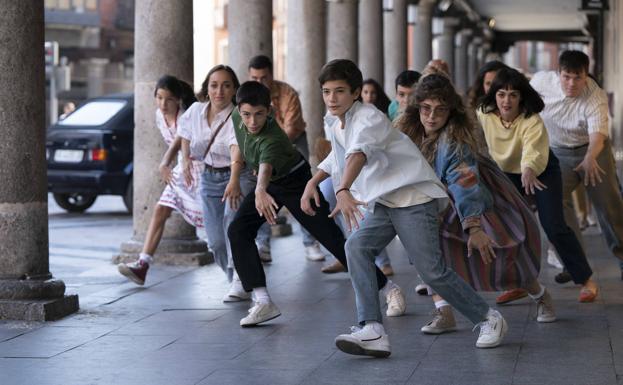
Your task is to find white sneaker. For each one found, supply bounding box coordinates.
[475,309,508,348]
[415,283,433,296]
[222,280,251,302]
[240,301,281,327]
[335,324,391,358]
[535,290,556,323]
[304,242,326,261]
[385,286,406,317]
[546,248,564,269]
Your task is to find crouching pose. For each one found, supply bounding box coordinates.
[228,81,406,327]
[302,60,508,358]
[395,73,555,336]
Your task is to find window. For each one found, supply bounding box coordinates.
[59,100,127,126]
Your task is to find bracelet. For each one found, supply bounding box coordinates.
[335,187,350,196]
[231,160,244,166]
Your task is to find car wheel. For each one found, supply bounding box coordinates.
[53,193,97,213]
[123,177,133,214]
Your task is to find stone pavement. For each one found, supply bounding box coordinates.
[0,195,622,385]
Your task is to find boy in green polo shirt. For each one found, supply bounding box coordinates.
[228,81,398,327]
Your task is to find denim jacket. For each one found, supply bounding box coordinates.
[433,134,493,230]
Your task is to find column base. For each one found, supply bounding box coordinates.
[0,295,79,321]
[113,238,212,266]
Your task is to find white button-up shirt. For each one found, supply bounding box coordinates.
[530,71,609,148]
[318,101,448,210]
[177,102,237,167]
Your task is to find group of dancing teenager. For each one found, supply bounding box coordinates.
[117,50,623,358]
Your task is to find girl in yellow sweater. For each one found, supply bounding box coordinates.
[478,67,598,303]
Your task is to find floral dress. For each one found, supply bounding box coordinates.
[156,109,205,228]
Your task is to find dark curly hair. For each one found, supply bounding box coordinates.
[395,74,482,164]
[479,67,544,118]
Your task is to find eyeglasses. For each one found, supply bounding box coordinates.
[418,104,450,116]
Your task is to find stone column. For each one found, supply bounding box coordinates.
[454,29,472,94]
[383,0,407,98]
[228,0,273,81]
[358,0,383,82]
[287,0,326,167]
[116,0,209,266]
[86,58,109,98]
[327,0,358,62]
[467,36,482,87]
[432,17,459,75]
[411,0,436,72]
[0,0,78,321]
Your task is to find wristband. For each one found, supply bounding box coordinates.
[335,187,350,196]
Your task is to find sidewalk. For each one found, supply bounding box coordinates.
[0,196,622,385]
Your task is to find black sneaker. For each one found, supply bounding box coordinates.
[555,271,572,284]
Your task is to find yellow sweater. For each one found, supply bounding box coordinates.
[477,110,549,175]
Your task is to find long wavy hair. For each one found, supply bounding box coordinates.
[395,74,483,164]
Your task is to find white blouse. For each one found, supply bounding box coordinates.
[319,101,447,211]
[177,102,237,168]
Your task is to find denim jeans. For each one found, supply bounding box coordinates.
[319,178,391,267]
[346,201,490,325]
[200,168,233,280]
[505,150,593,284]
[553,142,623,265]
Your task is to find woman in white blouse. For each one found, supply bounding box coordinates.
[118,75,200,286]
[177,65,254,301]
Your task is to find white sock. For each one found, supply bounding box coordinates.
[381,280,398,296]
[434,300,450,309]
[139,253,153,264]
[364,320,385,334]
[252,287,271,304]
[528,285,545,301]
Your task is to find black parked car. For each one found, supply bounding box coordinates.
[47,93,134,213]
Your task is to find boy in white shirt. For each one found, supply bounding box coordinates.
[302,59,508,357]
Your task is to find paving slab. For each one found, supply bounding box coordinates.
[0,196,622,384]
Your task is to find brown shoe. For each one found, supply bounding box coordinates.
[321,260,346,274]
[380,265,394,276]
[579,285,599,303]
[495,288,528,305]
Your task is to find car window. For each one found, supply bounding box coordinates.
[58,100,127,126]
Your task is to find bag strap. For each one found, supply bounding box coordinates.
[201,109,233,162]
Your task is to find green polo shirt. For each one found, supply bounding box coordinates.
[232,108,301,181]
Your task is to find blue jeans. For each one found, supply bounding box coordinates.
[318,178,391,267]
[346,201,490,324]
[200,169,233,279]
[200,167,255,281]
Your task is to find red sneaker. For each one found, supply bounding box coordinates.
[495,288,528,305]
[118,260,149,285]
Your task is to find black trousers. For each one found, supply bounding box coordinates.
[228,163,388,292]
[505,150,592,284]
